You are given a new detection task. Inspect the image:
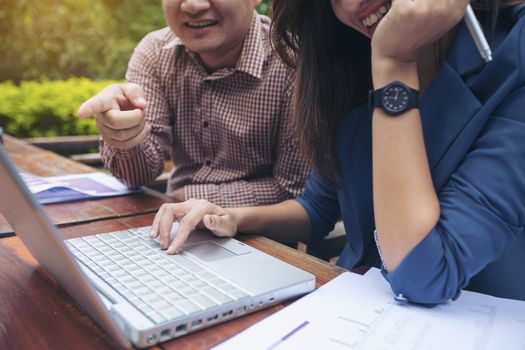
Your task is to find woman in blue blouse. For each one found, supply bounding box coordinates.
[150,0,525,304]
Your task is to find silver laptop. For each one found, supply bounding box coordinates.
[0,143,315,348]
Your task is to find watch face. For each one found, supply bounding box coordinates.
[381,84,410,114]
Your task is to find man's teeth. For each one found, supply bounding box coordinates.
[362,4,390,28]
[187,21,216,28]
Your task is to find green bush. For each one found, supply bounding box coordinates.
[0,0,166,82]
[258,0,271,16]
[0,0,271,82]
[0,1,271,138]
[0,79,120,137]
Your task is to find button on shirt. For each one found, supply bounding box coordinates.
[100,14,309,207]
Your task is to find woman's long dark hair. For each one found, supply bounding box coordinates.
[271,0,511,184]
[473,0,503,38]
[272,0,371,183]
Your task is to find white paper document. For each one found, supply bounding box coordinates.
[215,268,525,350]
[21,172,140,204]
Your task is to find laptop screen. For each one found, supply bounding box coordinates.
[0,143,130,348]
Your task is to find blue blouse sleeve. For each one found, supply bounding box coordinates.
[296,171,341,240]
[384,85,525,304]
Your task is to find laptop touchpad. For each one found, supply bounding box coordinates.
[184,242,235,262]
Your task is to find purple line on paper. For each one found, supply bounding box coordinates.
[266,320,310,350]
[282,320,309,340]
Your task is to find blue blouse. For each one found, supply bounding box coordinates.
[297,5,525,304]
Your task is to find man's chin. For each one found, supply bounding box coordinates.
[184,42,219,55]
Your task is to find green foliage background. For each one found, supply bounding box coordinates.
[0,79,118,137]
[0,0,271,81]
[0,0,271,137]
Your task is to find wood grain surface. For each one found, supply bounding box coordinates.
[0,135,170,236]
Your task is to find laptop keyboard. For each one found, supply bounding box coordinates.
[65,227,249,324]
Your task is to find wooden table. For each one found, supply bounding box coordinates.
[0,136,348,349]
[0,135,168,236]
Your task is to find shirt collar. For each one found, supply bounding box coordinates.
[162,34,183,50]
[234,12,267,80]
[162,12,266,80]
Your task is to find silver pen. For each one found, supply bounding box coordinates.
[464,4,493,62]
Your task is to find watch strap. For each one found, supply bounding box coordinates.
[368,81,420,116]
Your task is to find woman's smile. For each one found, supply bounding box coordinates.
[359,1,391,36]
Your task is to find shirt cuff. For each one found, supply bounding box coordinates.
[100,139,143,160]
[381,228,462,305]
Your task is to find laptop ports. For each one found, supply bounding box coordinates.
[175,324,187,336]
[222,310,234,318]
[160,328,171,340]
[146,334,157,345]
[207,314,219,322]
[191,319,202,329]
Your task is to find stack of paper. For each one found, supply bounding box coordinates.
[21,172,140,204]
[215,268,525,350]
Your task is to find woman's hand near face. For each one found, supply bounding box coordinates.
[372,0,469,64]
[149,199,237,254]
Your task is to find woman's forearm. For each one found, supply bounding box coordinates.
[229,199,312,242]
[372,58,441,271]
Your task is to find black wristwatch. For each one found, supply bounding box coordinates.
[368,81,419,116]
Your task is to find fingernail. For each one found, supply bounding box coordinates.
[136,97,146,105]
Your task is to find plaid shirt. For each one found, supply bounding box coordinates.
[100,14,309,207]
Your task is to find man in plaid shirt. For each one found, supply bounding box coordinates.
[78,0,309,207]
